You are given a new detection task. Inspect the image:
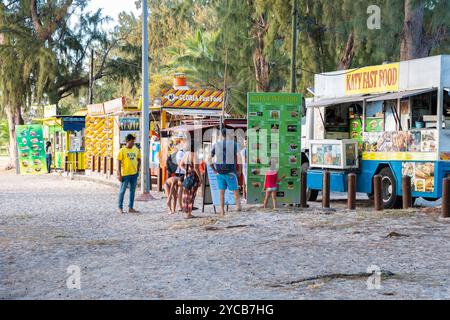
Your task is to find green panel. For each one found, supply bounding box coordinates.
[247,92,303,206]
[16,125,47,175]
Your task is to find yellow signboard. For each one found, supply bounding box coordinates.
[345,63,399,95]
[363,152,438,161]
[161,89,224,109]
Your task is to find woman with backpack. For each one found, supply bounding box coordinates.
[179,139,202,219]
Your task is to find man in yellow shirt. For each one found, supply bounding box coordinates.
[117,134,141,214]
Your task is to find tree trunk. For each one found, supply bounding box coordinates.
[400,0,425,61]
[252,14,270,92]
[5,104,24,169]
[337,31,355,70]
[253,48,270,92]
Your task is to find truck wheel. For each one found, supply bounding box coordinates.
[308,189,319,202]
[379,167,402,209]
[301,162,319,202]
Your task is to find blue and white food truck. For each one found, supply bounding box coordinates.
[304,55,450,208]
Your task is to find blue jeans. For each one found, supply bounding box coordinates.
[118,174,139,210]
[46,154,52,173]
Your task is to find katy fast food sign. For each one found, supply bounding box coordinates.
[345,63,399,95]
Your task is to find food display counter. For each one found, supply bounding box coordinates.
[309,139,359,169]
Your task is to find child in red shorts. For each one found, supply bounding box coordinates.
[263,159,286,209]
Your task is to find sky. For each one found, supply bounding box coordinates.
[86,0,140,27]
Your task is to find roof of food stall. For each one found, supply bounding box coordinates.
[162,123,218,133]
[366,87,436,102]
[306,94,371,108]
[62,118,85,132]
[164,108,229,117]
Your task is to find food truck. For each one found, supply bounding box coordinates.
[305,55,450,208]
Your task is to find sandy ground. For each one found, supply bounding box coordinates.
[1,172,450,300]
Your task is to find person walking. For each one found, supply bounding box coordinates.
[209,128,242,216]
[117,134,141,214]
[179,139,202,219]
[175,142,186,211]
[45,141,52,174]
[240,136,248,201]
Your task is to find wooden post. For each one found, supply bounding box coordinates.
[103,157,107,175]
[348,173,356,210]
[97,156,101,173]
[157,167,163,192]
[373,175,383,211]
[443,178,450,218]
[301,171,308,208]
[402,176,412,209]
[91,155,95,172]
[110,157,114,176]
[322,171,330,209]
[64,155,69,172]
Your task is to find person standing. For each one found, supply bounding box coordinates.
[117,134,141,214]
[240,136,248,201]
[45,141,52,174]
[175,143,186,211]
[209,128,242,216]
[179,139,202,219]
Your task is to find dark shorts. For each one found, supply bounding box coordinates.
[175,174,185,182]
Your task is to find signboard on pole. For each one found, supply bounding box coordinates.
[104,97,126,114]
[87,103,105,116]
[246,93,303,205]
[15,125,47,175]
[44,105,57,118]
[161,89,224,110]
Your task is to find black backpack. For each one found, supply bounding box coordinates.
[166,153,178,175]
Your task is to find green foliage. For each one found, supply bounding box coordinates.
[0,119,9,151]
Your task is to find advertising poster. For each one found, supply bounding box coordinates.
[206,165,236,206]
[365,118,384,133]
[363,130,438,154]
[119,117,141,145]
[247,93,303,205]
[16,125,47,175]
[402,162,435,193]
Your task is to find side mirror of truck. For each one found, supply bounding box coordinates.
[302,97,307,118]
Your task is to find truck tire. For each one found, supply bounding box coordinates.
[301,162,319,202]
[379,167,402,209]
[308,189,319,202]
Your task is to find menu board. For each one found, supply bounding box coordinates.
[247,93,302,205]
[402,162,435,193]
[16,125,47,175]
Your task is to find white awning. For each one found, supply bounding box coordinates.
[162,124,218,132]
[307,95,368,108]
[366,87,436,102]
[164,108,228,117]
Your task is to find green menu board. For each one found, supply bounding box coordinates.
[247,93,303,206]
[16,125,47,175]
